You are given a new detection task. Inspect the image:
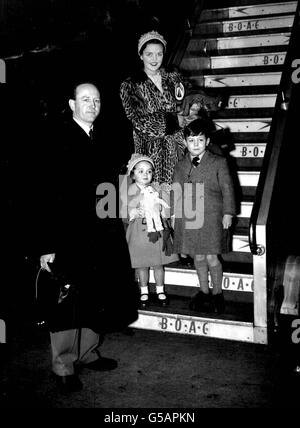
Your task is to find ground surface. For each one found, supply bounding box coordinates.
[0,320,299,410]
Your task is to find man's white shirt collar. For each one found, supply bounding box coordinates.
[73,117,93,136]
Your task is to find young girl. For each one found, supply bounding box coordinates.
[172,118,236,314]
[123,153,178,308]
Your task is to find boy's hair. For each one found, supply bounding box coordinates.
[183,118,212,139]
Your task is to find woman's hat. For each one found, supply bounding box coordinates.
[127,153,155,175]
[138,30,167,54]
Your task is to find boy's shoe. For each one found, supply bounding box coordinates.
[212,293,225,314]
[189,291,211,312]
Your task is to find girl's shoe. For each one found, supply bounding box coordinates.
[139,294,149,309]
[157,293,169,307]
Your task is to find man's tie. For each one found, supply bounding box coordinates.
[89,128,94,141]
[192,156,200,167]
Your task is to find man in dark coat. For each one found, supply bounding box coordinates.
[35,82,138,393]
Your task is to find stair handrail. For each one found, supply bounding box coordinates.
[249,1,300,256]
[166,0,205,69]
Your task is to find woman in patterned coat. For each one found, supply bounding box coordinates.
[120,30,225,191]
[120,31,186,191]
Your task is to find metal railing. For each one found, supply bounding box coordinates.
[249,1,300,256]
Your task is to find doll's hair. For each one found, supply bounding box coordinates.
[183,118,212,139]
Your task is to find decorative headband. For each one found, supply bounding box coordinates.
[138,30,167,54]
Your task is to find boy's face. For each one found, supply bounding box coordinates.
[185,133,210,157]
[133,161,153,187]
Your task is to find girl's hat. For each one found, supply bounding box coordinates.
[127,153,155,175]
[138,30,167,54]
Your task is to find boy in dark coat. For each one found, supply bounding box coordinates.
[172,118,236,314]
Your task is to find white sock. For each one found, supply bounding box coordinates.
[156,285,166,299]
[140,286,149,300]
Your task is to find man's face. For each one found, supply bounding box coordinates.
[69,84,101,125]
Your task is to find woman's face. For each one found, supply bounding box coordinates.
[140,42,164,74]
[133,161,153,187]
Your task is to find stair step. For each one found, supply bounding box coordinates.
[226,94,276,109]
[182,51,286,70]
[215,108,274,118]
[214,117,271,133]
[130,308,262,343]
[205,0,295,6]
[234,157,264,170]
[237,171,259,187]
[200,71,281,87]
[222,251,253,264]
[150,267,253,292]
[230,143,266,158]
[238,201,253,217]
[200,2,297,21]
[195,15,294,35]
[230,132,269,143]
[188,32,291,53]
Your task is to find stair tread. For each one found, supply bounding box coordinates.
[142,294,253,323]
[199,12,295,25]
[191,86,278,95]
[195,27,294,38]
[202,0,295,6]
[214,108,274,118]
[166,260,253,274]
[187,45,288,57]
[197,65,284,76]
[191,30,291,40]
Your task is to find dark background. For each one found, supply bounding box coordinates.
[0,0,194,128]
[0,0,195,326]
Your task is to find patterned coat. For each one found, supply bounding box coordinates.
[120,68,186,188]
[172,151,236,255]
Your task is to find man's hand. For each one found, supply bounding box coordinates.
[40,253,55,272]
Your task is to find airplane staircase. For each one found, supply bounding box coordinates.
[130,0,299,344]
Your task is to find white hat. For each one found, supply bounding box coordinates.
[127,153,155,175]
